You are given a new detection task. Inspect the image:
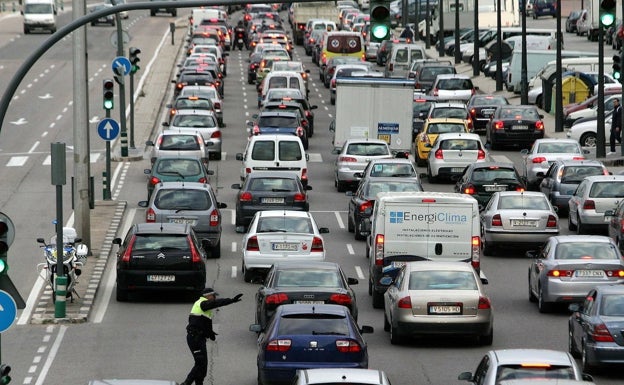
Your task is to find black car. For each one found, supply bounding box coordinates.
[90,4,115,26]
[347,177,423,240]
[454,162,526,207]
[466,94,510,133]
[249,110,308,149]
[412,93,436,141]
[248,52,263,84]
[266,96,318,136]
[261,101,311,136]
[231,171,311,229]
[485,105,545,150]
[113,223,207,301]
[254,261,359,330]
[173,70,219,98]
[409,60,456,93]
[566,10,583,33]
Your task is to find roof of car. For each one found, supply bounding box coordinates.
[473,161,516,169]
[581,175,624,182]
[404,261,477,272]
[297,369,388,385]
[495,191,547,198]
[172,109,216,116]
[249,133,303,142]
[256,210,311,219]
[344,138,389,145]
[276,303,350,316]
[153,181,212,191]
[425,118,468,125]
[367,158,415,165]
[595,284,624,295]
[491,349,574,366]
[430,102,468,108]
[133,222,192,235]
[554,159,605,166]
[257,110,299,118]
[435,132,482,141]
[272,261,340,270]
[435,73,471,80]
[533,138,579,144]
[550,235,614,244]
[247,171,301,180]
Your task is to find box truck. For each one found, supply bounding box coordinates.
[331,77,414,156]
[363,192,482,308]
[290,1,338,45]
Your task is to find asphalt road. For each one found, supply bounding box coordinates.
[1,4,624,385]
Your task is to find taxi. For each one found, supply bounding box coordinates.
[414,118,469,167]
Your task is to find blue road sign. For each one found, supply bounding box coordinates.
[0,290,17,332]
[112,56,131,76]
[97,118,120,141]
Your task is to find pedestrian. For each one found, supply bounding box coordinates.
[610,98,622,155]
[181,288,243,385]
[399,24,414,41]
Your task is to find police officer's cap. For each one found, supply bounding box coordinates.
[202,287,219,296]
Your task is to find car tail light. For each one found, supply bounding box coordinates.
[265,293,288,305]
[397,296,412,308]
[491,214,502,226]
[374,234,384,265]
[546,215,557,228]
[478,296,491,310]
[267,339,291,352]
[606,269,624,277]
[532,156,547,164]
[335,340,362,353]
[535,121,544,130]
[252,126,260,135]
[516,186,526,192]
[149,176,160,186]
[463,184,476,195]
[583,200,596,210]
[188,236,202,263]
[620,219,624,233]
[246,236,259,251]
[339,156,357,162]
[245,167,252,176]
[471,88,476,96]
[121,236,136,263]
[329,294,352,306]
[211,131,221,139]
[470,108,476,117]
[296,127,304,137]
[169,109,176,118]
[213,102,221,110]
[572,156,585,160]
[294,193,306,202]
[330,78,336,88]
[477,149,486,159]
[301,168,308,182]
[305,110,312,118]
[311,236,324,252]
[590,323,615,342]
[547,269,573,277]
[432,88,438,96]
[359,200,373,213]
[388,63,394,71]
[198,176,208,183]
[471,236,481,271]
[302,120,309,128]
[466,117,473,130]
[434,149,443,159]
[493,121,504,130]
[209,209,219,226]
[146,208,156,222]
[240,192,252,202]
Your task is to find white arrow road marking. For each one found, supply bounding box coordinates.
[89,116,100,123]
[10,118,27,125]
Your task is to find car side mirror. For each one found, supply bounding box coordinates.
[236,153,244,161]
[379,276,393,286]
[520,148,529,155]
[218,202,227,209]
[582,374,594,382]
[359,325,374,334]
[331,148,340,154]
[231,183,242,189]
[311,105,318,110]
[249,324,262,333]
[305,185,313,190]
[353,172,363,178]
[539,114,544,119]
[568,303,581,313]
[145,140,154,146]
[305,153,309,161]
[345,191,354,196]
[583,149,590,154]
[112,238,122,245]
[605,209,615,217]
[319,227,329,234]
[457,372,473,381]
[536,171,545,178]
[138,201,148,207]
[347,277,358,285]
[206,170,214,175]
[144,169,151,174]
[162,122,170,127]
[525,250,538,258]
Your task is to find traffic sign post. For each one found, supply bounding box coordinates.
[98,118,119,200]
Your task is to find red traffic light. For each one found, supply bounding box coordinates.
[371,5,390,19]
[601,0,616,8]
[0,222,8,253]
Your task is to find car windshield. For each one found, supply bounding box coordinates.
[267,89,304,100]
[589,182,624,198]
[495,365,575,382]
[172,114,217,128]
[536,143,581,154]
[278,315,349,335]
[561,166,605,183]
[346,143,389,156]
[275,269,340,287]
[408,270,477,290]
[132,234,189,252]
[426,123,465,134]
[413,101,433,115]
[600,294,624,316]
[159,135,200,151]
[155,159,203,177]
[258,116,298,128]
[555,242,619,260]
[154,189,212,211]
[175,98,212,110]
[497,195,549,210]
[430,107,466,119]
[365,181,422,198]
[370,163,416,177]
[257,217,312,233]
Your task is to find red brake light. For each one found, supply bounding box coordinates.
[293,192,306,202]
[535,121,544,130]
[532,156,547,164]
[491,214,502,226]
[606,269,624,277]
[246,236,259,251]
[434,149,443,159]
[267,339,291,352]
[374,234,384,265]
[335,340,362,353]
[311,236,324,252]
[339,156,357,162]
[209,209,219,226]
[146,208,156,222]
[331,78,336,88]
[301,168,308,182]
[211,131,221,138]
[478,296,491,310]
[150,176,160,186]
[477,149,486,159]
[546,215,557,228]
[329,294,352,306]
[359,200,373,213]
[463,185,476,195]
[198,177,207,183]
[470,108,476,116]
[121,235,136,263]
[397,296,412,308]
[547,269,573,277]
[583,200,596,210]
[590,323,615,342]
[265,293,288,305]
[494,121,504,130]
[240,192,252,202]
[572,156,585,160]
[188,235,202,263]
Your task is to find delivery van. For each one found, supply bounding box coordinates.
[22,0,57,34]
[364,191,481,308]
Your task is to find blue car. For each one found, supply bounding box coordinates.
[249,111,308,150]
[252,304,373,385]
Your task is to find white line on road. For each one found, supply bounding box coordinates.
[231,265,238,279]
[28,141,39,153]
[34,325,67,385]
[334,211,345,229]
[6,156,27,167]
[347,244,354,255]
[231,242,237,253]
[355,266,365,280]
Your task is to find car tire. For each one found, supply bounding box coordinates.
[576,214,586,234]
[248,76,254,85]
[582,342,596,373]
[528,271,537,303]
[150,10,156,16]
[116,284,128,302]
[568,214,577,230]
[383,312,390,332]
[538,285,552,313]
[482,232,495,256]
[579,132,597,148]
[243,264,254,283]
[479,328,494,346]
[390,324,403,345]
[427,166,438,183]
[347,216,355,233]
[330,96,335,105]
[355,221,366,241]
[372,290,384,309]
[336,180,347,193]
[569,327,581,358]
[257,368,264,385]
[171,10,177,16]
[415,152,426,167]
[302,136,309,150]
[210,242,221,258]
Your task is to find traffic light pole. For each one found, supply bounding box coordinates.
[104,109,112,201]
[129,71,135,149]
[113,0,128,157]
[621,0,624,155]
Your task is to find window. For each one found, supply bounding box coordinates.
[279,141,302,161]
[132,234,189,252]
[156,159,203,176]
[251,141,275,161]
[257,217,312,233]
[408,270,477,290]
[346,143,389,156]
[155,189,211,211]
[278,315,349,335]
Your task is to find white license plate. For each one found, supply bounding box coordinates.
[512,125,528,130]
[485,185,506,192]
[575,270,605,278]
[262,197,285,204]
[392,261,407,268]
[451,167,464,173]
[147,275,175,282]
[272,243,298,251]
[511,219,538,227]
[169,218,196,225]
[294,300,325,304]
[429,305,461,314]
[482,109,495,116]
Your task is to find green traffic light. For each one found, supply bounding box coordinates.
[0,259,6,274]
[372,24,390,40]
[615,71,622,80]
[103,100,114,110]
[601,13,616,27]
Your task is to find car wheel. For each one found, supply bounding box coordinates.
[538,285,552,313]
[372,290,384,309]
[243,264,254,283]
[415,152,426,167]
[568,214,577,231]
[210,242,221,258]
[355,220,366,241]
[582,341,596,373]
[579,132,597,148]
[427,166,438,183]
[336,180,346,193]
[390,323,403,345]
[302,136,309,150]
[330,96,335,105]
[569,327,581,358]
[257,367,264,385]
[150,10,156,16]
[528,270,537,303]
[482,231,495,255]
[576,214,586,234]
[171,10,177,16]
[347,216,355,233]
[116,284,128,302]
[536,95,543,109]
[368,278,373,295]
[479,328,493,346]
[383,312,390,332]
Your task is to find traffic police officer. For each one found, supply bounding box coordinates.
[181,288,243,385]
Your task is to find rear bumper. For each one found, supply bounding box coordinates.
[259,361,367,385]
[116,269,206,292]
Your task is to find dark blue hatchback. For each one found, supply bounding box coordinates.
[252,304,373,385]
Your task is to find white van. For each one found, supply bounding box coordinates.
[364,192,481,308]
[190,8,227,32]
[258,71,307,107]
[384,43,427,78]
[236,135,309,184]
[22,0,57,34]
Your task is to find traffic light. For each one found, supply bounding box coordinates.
[600,0,616,28]
[129,47,141,74]
[369,0,391,42]
[0,364,10,384]
[103,79,114,110]
[0,220,9,276]
[614,53,622,81]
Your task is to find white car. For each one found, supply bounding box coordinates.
[163,109,221,160]
[568,175,624,234]
[566,114,611,148]
[520,138,587,189]
[429,74,476,103]
[179,85,224,126]
[241,210,328,282]
[565,94,620,127]
[426,132,488,182]
[293,369,390,385]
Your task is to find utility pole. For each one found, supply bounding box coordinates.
[438,0,444,56]
[555,0,563,132]
[473,0,479,76]
[495,0,502,91]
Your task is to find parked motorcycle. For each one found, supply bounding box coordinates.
[36,227,88,302]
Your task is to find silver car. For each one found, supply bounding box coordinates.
[426,132,488,182]
[429,74,476,103]
[354,158,421,186]
[480,191,559,255]
[568,175,624,234]
[383,261,493,345]
[333,139,392,192]
[179,85,224,127]
[527,235,624,313]
[293,369,391,385]
[163,109,222,160]
[146,131,208,165]
[521,138,588,189]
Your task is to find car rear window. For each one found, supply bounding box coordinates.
[600,294,624,316]
[326,35,362,54]
[251,141,275,161]
[172,114,217,128]
[589,182,624,198]
[258,217,313,234]
[258,116,298,128]
[536,143,581,153]
[370,163,415,177]
[278,315,349,335]
[249,177,297,191]
[408,270,477,290]
[472,168,518,182]
[279,141,303,161]
[365,181,421,197]
[268,76,300,90]
[156,159,203,176]
[430,107,467,119]
[497,195,549,210]
[472,95,508,106]
[495,365,575,382]
[500,108,540,120]
[154,189,212,211]
[420,66,455,81]
[440,139,479,150]
[346,143,389,156]
[132,234,190,252]
[555,242,619,260]
[160,135,201,151]
[437,78,473,90]
[561,166,605,183]
[426,123,465,134]
[276,269,340,287]
[175,98,212,110]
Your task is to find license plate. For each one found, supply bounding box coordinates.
[512,125,528,130]
[294,300,324,304]
[262,197,284,204]
[272,243,298,251]
[429,305,461,314]
[575,270,605,278]
[147,275,175,282]
[169,218,196,225]
[485,185,506,192]
[481,109,494,117]
[392,261,407,268]
[511,219,538,227]
[378,134,390,144]
[451,167,464,173]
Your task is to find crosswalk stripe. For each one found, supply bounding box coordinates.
[308,153,323,162]
[42,153,105,166]
[6,156,28,167]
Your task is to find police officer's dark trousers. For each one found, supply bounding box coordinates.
[185,333,207,385]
